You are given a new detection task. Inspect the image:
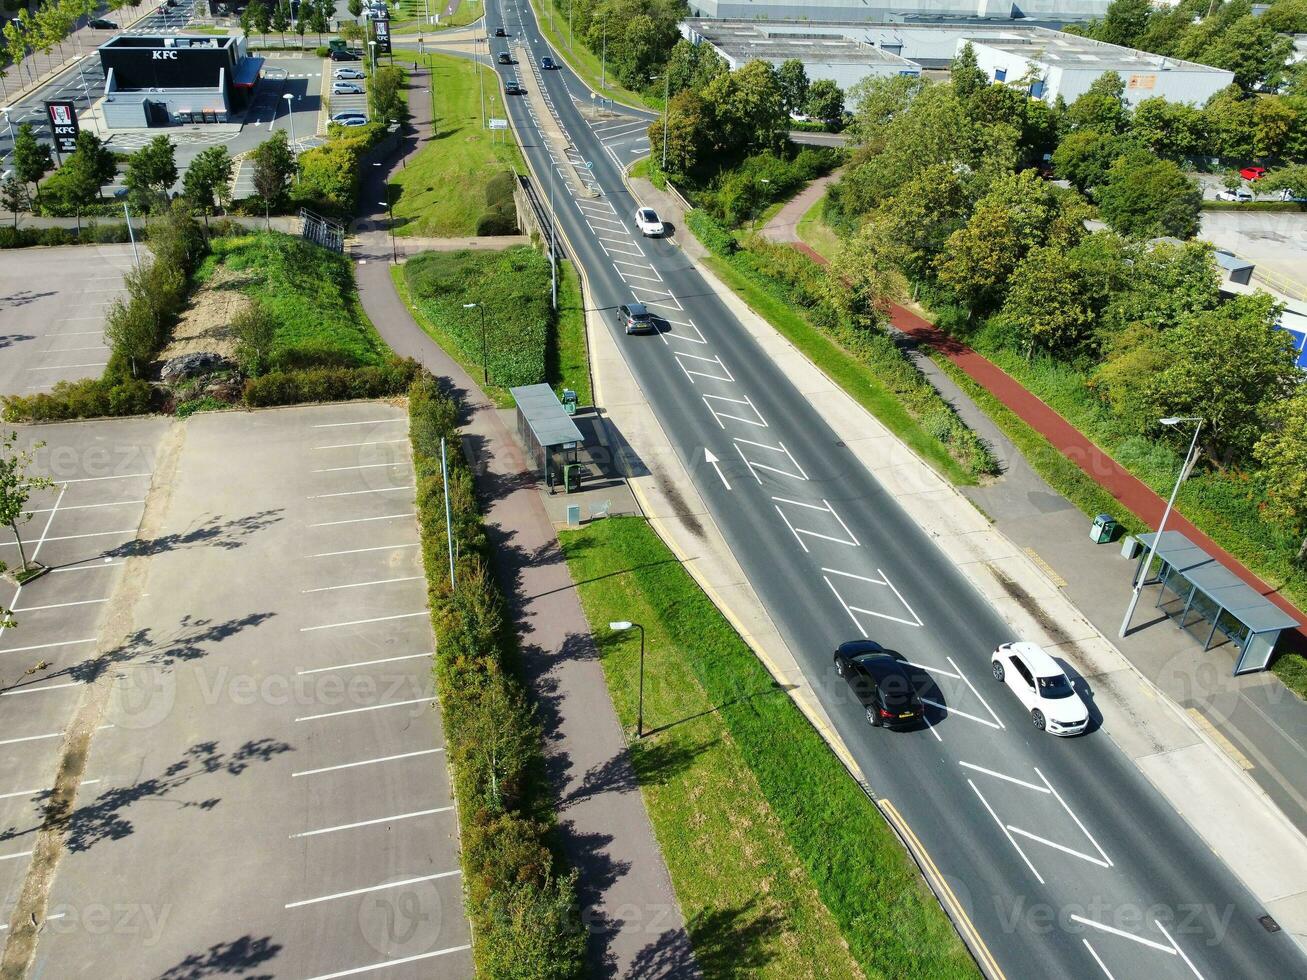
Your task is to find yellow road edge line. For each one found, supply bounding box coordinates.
[1186,707,1255,771]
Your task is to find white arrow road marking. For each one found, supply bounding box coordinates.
[704,449,731,490]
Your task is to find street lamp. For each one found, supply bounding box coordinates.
[650,73,670,172]
[1,107,14,143]
[368,39,377,73]
[283,92,295,146]
[1119,416,1203,637]
[609,621,647,737]
[462,302,488,384]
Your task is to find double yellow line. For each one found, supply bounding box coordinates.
[880,799,1006,980]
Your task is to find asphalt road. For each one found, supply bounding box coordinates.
[464,3,1307,977]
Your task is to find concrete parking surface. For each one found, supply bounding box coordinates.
[0,245,139,396]
[1,404,469,978]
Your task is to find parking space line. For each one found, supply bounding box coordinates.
[12,597,107,613]
[285,870,461,909]
[307,485,412,499]
[292,747,443,777]
[297,652,430,675]
[291,806,452,839]
[302,575,422,593]
[0,912,63,931]
[295,695,432,722]
[313,439,409,450]
[300,611,427,632]
[54,472,150,484]
[311,418,404,428]
[307,512,415,528]
[0,529,134,546]
[312,462,405,473]
[0,638,97,654]
[29,499,144,513]
[307,543,419,558]
[52,561,124,574]
[0,730,64,746]
[1,681,81,696]
[302,944,472,979]
[27,363,107,371]
[0,851,32,862]
[969,779,1044,884]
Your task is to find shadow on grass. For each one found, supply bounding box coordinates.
[629,899,782,979]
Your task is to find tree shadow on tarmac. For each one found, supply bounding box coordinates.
[102,509,286,559]
[154,933,283,980]
[629,900,781,979]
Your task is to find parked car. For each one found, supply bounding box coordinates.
[541,56,556,70]
[634,207,664,237]
[332,81,364,94]
[1215,188,1254,202]
[337,116,369,127]
[497,52,513,65]
[992,641,1089,736]
[615,302,655,335]
[330,50,361,61]
[1239,166,1267,181]
[833,642,924,729]
[88,18,118,28]
[333,67,366,79]
[331,111,368,123]
[494,27,508,36]
[504,82,525,95]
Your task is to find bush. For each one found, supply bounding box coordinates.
[694,146,843,226]
[0,222,134,249]
[3,376,155,422]
[485,170,516,208]
[241,356,419,406]
[474,205,518,236]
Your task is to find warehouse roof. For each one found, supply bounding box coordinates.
[968,27,1228,74]
[684,21,919,67]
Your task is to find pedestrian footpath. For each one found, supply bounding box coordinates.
[350,66,694,976]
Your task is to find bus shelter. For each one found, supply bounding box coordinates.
[510,384,583,493]
[1135,530,1300,675]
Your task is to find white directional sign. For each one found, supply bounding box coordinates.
[488,118,508,130]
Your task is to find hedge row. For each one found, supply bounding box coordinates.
[242,357,420,406]
[407,374,586,976]
[476,171,520,237]
[688,210,997,479]
[2,376,155,423]
[0,222,135,249]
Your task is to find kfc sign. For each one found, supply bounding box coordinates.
[152,49,179,60]
[374,18,391,54]
[45,100,79,155]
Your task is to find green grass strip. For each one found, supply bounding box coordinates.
[560,517,977,979]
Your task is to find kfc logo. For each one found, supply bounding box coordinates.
[152,49,179,59]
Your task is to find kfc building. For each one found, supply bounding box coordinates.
[97,34,262,128]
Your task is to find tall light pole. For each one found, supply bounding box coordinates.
[1119,416,1203,637]
[477,29,486,128]
[600,16,607,90]
[650,73,669,172]
[609,621,647,737]
[1,108,14,143]
[283,92,295,146]
[368,39,377,74]
[462,302,488,384]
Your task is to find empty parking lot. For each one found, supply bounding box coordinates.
[0,404,469,978]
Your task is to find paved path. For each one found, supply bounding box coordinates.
[350,65,692,977]
[759,170,840,244]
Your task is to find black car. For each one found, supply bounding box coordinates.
[88,18,118,28]
[541,56,556,70]
[615,303,655,335]
[494,27,508,37]
[504,83,525,95]
[833,642,924,728]
[330,49,362,61]
[497,52,513,65]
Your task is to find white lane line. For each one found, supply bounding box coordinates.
[610,258,658,274]
[1156,920,1205,978]
[0,638,97,654]
[1007,825,1110,868]
[959,761,1049,792]
[0,912,63,931]
[615,268,664,284]
[948,656,1005,730]
[307,543,420,558]
[52,472,151,484]
[27,499,143,514]
[310,418,404,428]
[302,945,472,980]
[772,497,860,552]
[969,779,1044,884]
[1036,767,1112,867]
[0,529,134,546]
[291,806,452,838]
[1068,915,1175,954]
[921,699,1002,730]
[0,731,64,746]
[297,652,431,675]
[43,345,108,353]
[0,850,32,862]
[1,681,81,697]
[285,871,460,909]
[734,437,808,483]
[307,485,412,499]
[302,575,421,594]
[26,363,107,371]
[292,747,443,777]
[902,659,961,679]
[312,462,405,473]
[295,696,432,722]
[300,611,427,632]
[600,242,645,258]
[1082,940,1116,980]
[52,562,124,574]
[313,439,409,450]
[921,711,943,742]
[308,512,415,528]
[701,395,764,429]
[12,597,108,613]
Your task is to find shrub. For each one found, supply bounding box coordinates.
[3,376,156,422]
[241,356,419,406]
[474,205,518,236]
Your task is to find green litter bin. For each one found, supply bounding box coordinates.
[1090,513,1117,544]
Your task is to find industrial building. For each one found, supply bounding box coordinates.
[684,0,1109,24]
[97,34,262,128]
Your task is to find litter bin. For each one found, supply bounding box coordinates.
[563,463,582,493]
[1090,513,1118,544]
[1120,535,1141,559]
[561,389,578,416]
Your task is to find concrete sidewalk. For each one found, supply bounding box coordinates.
[612,176,1307,951]
[349,68,692,976]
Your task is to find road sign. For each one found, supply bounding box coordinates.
[488,118,508,130]
[374,17,392,54]
[44,100,79,156]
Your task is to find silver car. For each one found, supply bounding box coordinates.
[332,81,364,95]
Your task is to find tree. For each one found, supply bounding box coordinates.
[295,10,308,48]
[1066,71,1129,133]
[123,134,178,210]
[12,123,53,204]
[1252,96,1296,159]
[271,2,290,46]
[999,245,1099,357]
[347,0,363,21]
[370,65,405,123]
[251,130,296,212]
[777,58,809,115]
[0,176,27,227]
[805,79,844,124]
[874,162,973,281]
[42,146,101,232]
[1096,153,1202,239]
[103,293,159,378]
[703,59,787,155]
[183,145,234,212]
[0,432,53,574]
[665,37,727,98]
[1202,85,1257,160]
[73,131,117,190]
[1262,164,1307,201]
[647,88,710,177]
[951,41,988,102]
[1198,14,1295,92]
[252,0,272,42]
[1129,97,1206,160]
[232,301,278,375]
[823,223,904,328]
[845,73,926,146]
[1253,387,1307,563]
[1093,0,1154,48]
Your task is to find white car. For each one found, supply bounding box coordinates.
[1214,188,1253,202]
[634,207,664,237]
[332,81,364,95]
[334,67,365,79]
[991,642,1089,736]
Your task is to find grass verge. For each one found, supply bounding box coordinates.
[552,259,592,407]
[390,52,523,236]
[795,194,840,262]
[392,0,483,31]
[560,517,978,979]
[697,250,979,486]
[524,0,649,109]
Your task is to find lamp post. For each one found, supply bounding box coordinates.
[601,16,607,90]
[368,39,377,74]
[1119,416,1203,637]
[462,302,488,384]
[283,92,295,146]
[1,108,13,143]
[609,621,647,737]
[648,73,670,173]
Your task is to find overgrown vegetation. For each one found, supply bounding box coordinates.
[560,516,979,979]
[408,373,586,976]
